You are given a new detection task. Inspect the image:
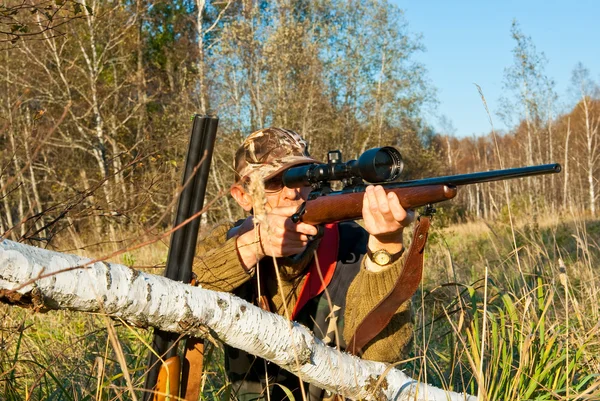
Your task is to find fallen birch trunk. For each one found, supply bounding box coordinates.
[0,239,476,401]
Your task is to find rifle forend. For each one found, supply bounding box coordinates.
[287,157,561,226]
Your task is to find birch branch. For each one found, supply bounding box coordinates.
[0,239,476,401]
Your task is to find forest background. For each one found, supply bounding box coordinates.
[1,0,599,400]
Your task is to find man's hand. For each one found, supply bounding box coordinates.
[362,185,415,271]
[235,205,318,270]
[256,205,318,258]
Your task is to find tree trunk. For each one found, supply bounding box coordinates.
[79,168,103,236]
[0,240,475,401]
[23,114,45,236]
[563,119,571,211]
[7,127,30,238]
[582,99,598,216]
[196,0,209,115]
[80,0,117,244]
[135,0,147,147]
[0,175,14,235]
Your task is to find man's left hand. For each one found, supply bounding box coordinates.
[362,185,415,270]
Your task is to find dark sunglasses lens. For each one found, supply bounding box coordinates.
[264,176,284,192]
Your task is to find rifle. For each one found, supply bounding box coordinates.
[144,115,218,401]
[282,147,562,225]
[282,147,561,355]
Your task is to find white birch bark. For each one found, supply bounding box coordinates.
[23,113,45,235]
[0,239,475,401]
[563,119,571,211]
[582,97,599,216]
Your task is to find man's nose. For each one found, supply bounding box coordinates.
[281,185,302,200]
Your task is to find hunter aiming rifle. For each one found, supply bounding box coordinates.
[144,115,218,401]
[281,147,561,355]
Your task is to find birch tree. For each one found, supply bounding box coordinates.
[0,239,476,401]
[570,63,600,216]
[499,20,557,210]
[1,0,142,240]
[499,21,556,166]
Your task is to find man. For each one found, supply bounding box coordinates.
[193,127,415,400]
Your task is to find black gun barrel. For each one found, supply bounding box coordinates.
[385,163,561,189]
[164,116,209,280]
[178,117,219,284]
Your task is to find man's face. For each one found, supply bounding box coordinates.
[261,169,312,211]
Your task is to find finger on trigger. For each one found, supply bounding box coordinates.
[285,218,317,236]
[297,223,318,236]
[286,231,310,243]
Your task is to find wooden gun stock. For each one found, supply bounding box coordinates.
[298,185,457,225]
[154,356,181,401]
[181,338,205,401]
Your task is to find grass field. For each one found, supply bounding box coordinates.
[1,213,599,400]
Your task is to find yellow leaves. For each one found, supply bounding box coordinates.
[263,23,308,66]
[33,109,46,120]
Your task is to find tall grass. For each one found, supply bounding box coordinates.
[2,214,599,400]
[411,214,600,400]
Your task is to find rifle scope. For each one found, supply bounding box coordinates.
[283,146,403,188]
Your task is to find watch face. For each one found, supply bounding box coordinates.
[373,250,392,265]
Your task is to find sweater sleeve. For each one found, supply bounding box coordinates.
[343,256,413,363]
[191,223,254,292]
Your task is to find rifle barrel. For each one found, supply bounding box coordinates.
[386,163,561,189]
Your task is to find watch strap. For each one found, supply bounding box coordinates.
[366,246,405,265]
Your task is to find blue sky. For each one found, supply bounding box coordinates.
[393,1,600,137]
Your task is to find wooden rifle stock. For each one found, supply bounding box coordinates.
[294,163,561,225]
[299,185,456,225]
[154,356,181,401]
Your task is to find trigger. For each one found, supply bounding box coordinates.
[291,202,307,223]
[308,225,325,241]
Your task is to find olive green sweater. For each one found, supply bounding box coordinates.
[192,222,413,363]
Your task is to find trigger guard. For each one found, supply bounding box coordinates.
[308,225,325,241]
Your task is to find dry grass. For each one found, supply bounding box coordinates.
[410,212,600,400]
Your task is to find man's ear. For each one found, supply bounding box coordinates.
[231,184,254,212]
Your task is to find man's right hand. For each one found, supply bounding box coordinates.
[235,205,318,271]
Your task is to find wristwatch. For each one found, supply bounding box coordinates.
[366,247,404,266]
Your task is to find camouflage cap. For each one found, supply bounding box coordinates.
[234,127,318,182]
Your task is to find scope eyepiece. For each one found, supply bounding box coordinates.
[282,146,404,188]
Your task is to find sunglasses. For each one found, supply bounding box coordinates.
[263,172,285,193]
